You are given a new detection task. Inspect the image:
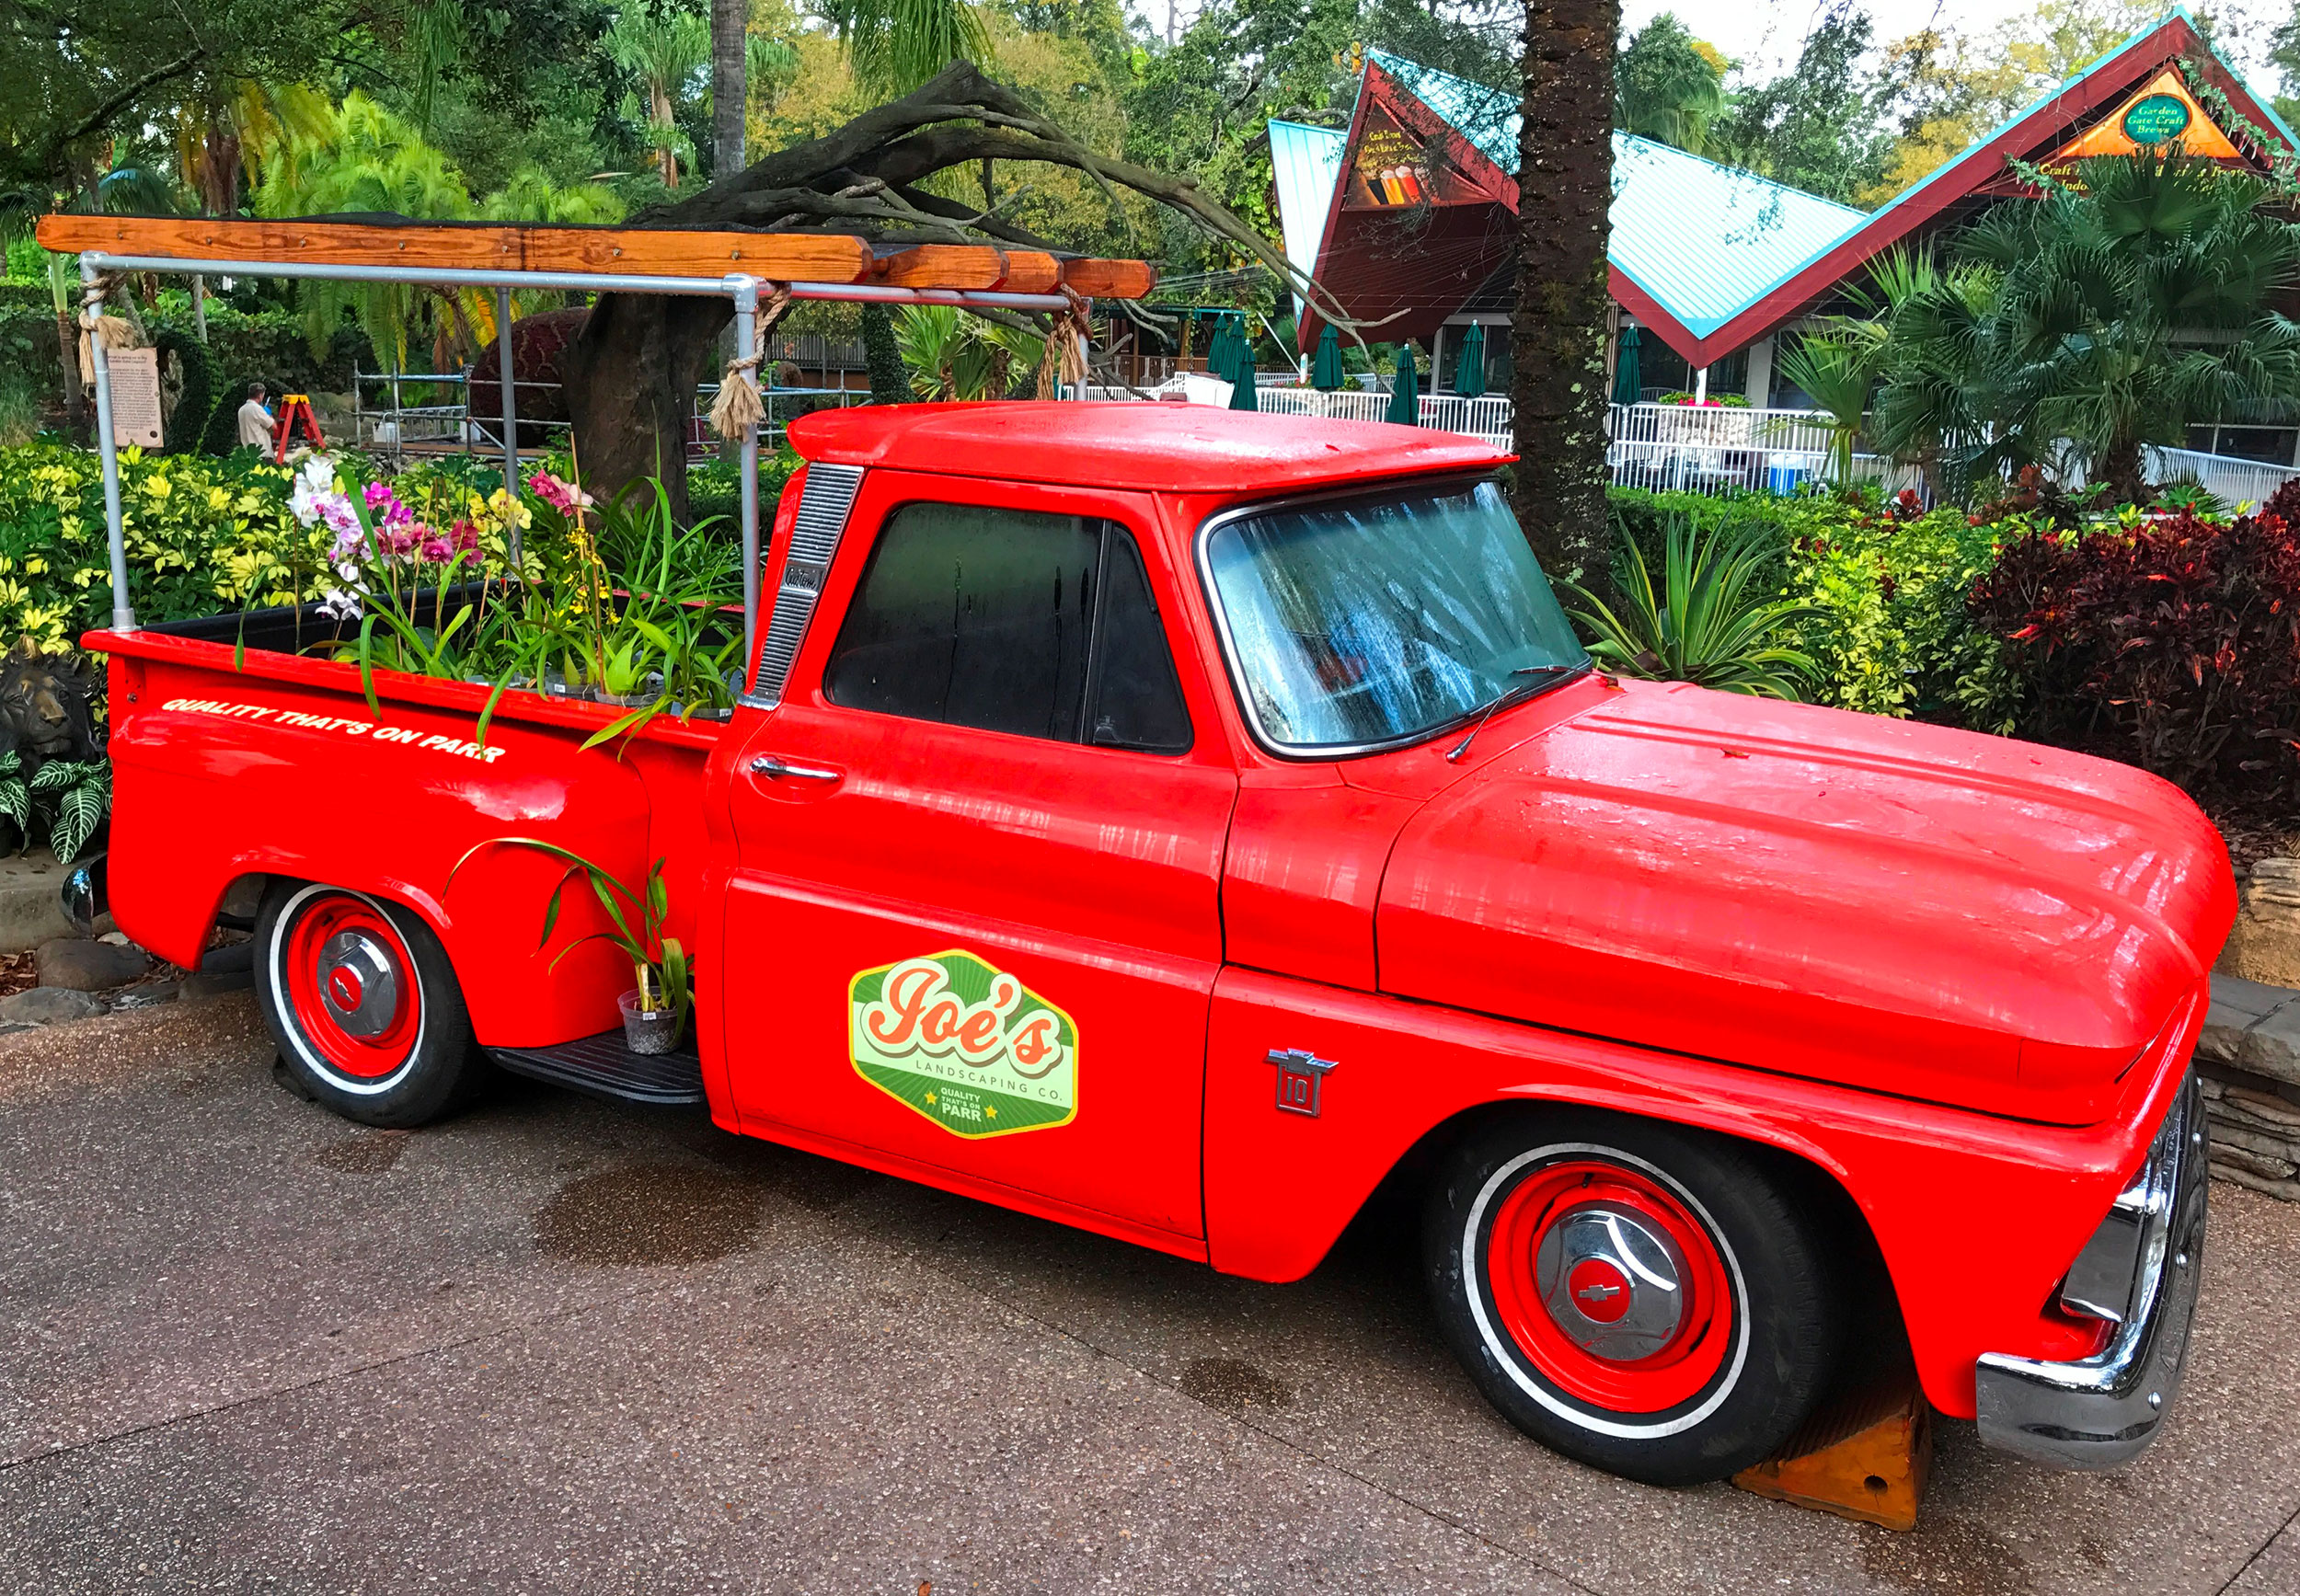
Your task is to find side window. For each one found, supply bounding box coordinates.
[1086,533,1191,752]
[823,501,1190,752]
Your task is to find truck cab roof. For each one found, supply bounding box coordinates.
[785,402,1512,494]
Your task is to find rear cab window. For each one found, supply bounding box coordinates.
[824,500,1191,753]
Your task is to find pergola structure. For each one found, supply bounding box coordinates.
[35,213,1158,670]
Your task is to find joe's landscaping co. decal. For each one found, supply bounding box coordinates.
[849,951,1077,1139]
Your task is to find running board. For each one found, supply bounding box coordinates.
[488,1030,706,1107]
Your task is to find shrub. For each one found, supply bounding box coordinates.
[0,443,332,647]
[1969,509,2300,809]
[1569,513,1822,698]
[1603,486,2023,729]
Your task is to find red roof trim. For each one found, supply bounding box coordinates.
[1700,14,2289,357]
[1310,61,1712,361]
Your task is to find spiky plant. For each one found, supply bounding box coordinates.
[1566,513,1823,700]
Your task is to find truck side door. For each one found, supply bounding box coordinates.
[719,470,1236,1250]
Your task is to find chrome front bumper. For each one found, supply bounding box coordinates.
[1975,1069,2207,1470]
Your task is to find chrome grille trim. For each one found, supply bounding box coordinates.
[742,464,864,709]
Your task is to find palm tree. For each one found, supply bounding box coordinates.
[1871,151,2300,503]
[1515,0,1621,585]
[822,0,989,98]
[711,0,748,181]
[608,8,710,188]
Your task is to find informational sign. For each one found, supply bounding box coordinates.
[107,347,162,449]
[2047,71,2240,165]
[2122,93,2193,145]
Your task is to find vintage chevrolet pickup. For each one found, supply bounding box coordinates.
[86,405,2229,1487]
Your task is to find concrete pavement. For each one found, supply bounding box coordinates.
[5,993,2300,1594]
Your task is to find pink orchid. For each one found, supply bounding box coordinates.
[526,469,592,512]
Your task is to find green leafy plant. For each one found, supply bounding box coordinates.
[447,838,689,1028]
[0,750,109,862]
[1567,511,1823,699]
[32,757,109,862]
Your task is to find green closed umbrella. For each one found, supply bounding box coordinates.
[1229,339,1259,410]
[1205,313,1234,378]
[1611,324,1642,407]
[1311,324,1344,392]
[1453,324,1487,399]
[1386,345,1420,425]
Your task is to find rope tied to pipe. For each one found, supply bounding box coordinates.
[707,284,790,441]
[1034,284,1093,401]
[75,272,137,388]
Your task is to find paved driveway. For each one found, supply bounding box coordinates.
[4,994,2298,1595]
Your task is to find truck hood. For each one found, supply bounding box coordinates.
[1374,680,2235,1123]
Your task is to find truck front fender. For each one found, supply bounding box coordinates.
[1204,966,2201,1420]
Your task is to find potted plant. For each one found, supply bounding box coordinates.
[447,839,690,1053]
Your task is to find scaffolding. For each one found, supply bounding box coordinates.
[40,213,1151,672]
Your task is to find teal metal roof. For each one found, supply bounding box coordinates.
[1607,136,1865,338]
[1348,51,1866,339]
[1268,119,1346,318]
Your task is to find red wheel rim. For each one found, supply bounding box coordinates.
[282,894,422,1083]
[1484,1158,1734,1414]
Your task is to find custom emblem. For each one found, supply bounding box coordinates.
[1268,1048,1338,1118]
[849,950,1078,1139]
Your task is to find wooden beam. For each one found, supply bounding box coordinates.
[523,228,871,281]
[875,244,1010,290]
[1060,258,1156,299]
[999,252,1062,294]
[38,215,876,283]
[39,214,1158,299]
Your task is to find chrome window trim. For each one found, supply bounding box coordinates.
[742,463,866,709]
[1190,473,1589,762]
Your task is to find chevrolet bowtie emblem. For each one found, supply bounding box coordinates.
[1578,1283,1622,1302]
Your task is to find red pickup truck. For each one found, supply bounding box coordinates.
[89,404,2228,1487]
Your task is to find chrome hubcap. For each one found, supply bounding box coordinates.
[1534,1202,1687,1361]
[316,931,398,1037]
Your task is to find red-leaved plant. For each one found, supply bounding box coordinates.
[1968,507,2300,808]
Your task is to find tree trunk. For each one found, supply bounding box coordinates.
[1512,0,1619,588]
[563,294,729,513]
[2100,437,2150,506]
[711,0,749,180]
[563,293,798,513]
[55,312,85,433]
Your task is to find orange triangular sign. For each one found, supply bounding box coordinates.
[2052,69,2242,160]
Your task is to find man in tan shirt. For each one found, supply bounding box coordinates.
[236,384,275,451]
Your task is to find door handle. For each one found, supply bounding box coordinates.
[749,753,842,783]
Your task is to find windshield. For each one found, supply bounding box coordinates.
[1202,479,1588,752]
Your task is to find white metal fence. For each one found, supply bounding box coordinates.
[2143,445,2297,510]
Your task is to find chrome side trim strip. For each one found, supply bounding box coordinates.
[742,463,865,710]
[1975,1070,2207,1470]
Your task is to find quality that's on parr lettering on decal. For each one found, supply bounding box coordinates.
[848,950,1078,1139]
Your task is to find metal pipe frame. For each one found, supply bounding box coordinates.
[77,250,1075,661]
[76,253,1071,311]
[494,284,520,567]
[80,259,136,632]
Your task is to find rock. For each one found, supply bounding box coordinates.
[180,968,252,1001]
[97,930,130,947]
[2240,1002,2300,1086]
[0,986,103,1024]
[2218,857,2300,989]
[2212,1160,2300,1201]
[2213,1143,2296,1180]
[2225,1085,2300,1127]
[2206,1117,2300,1164]
[2200,972,2296,1064]
[200,942,255,975]
[35,936,149,992]
[110,981,179,1010]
